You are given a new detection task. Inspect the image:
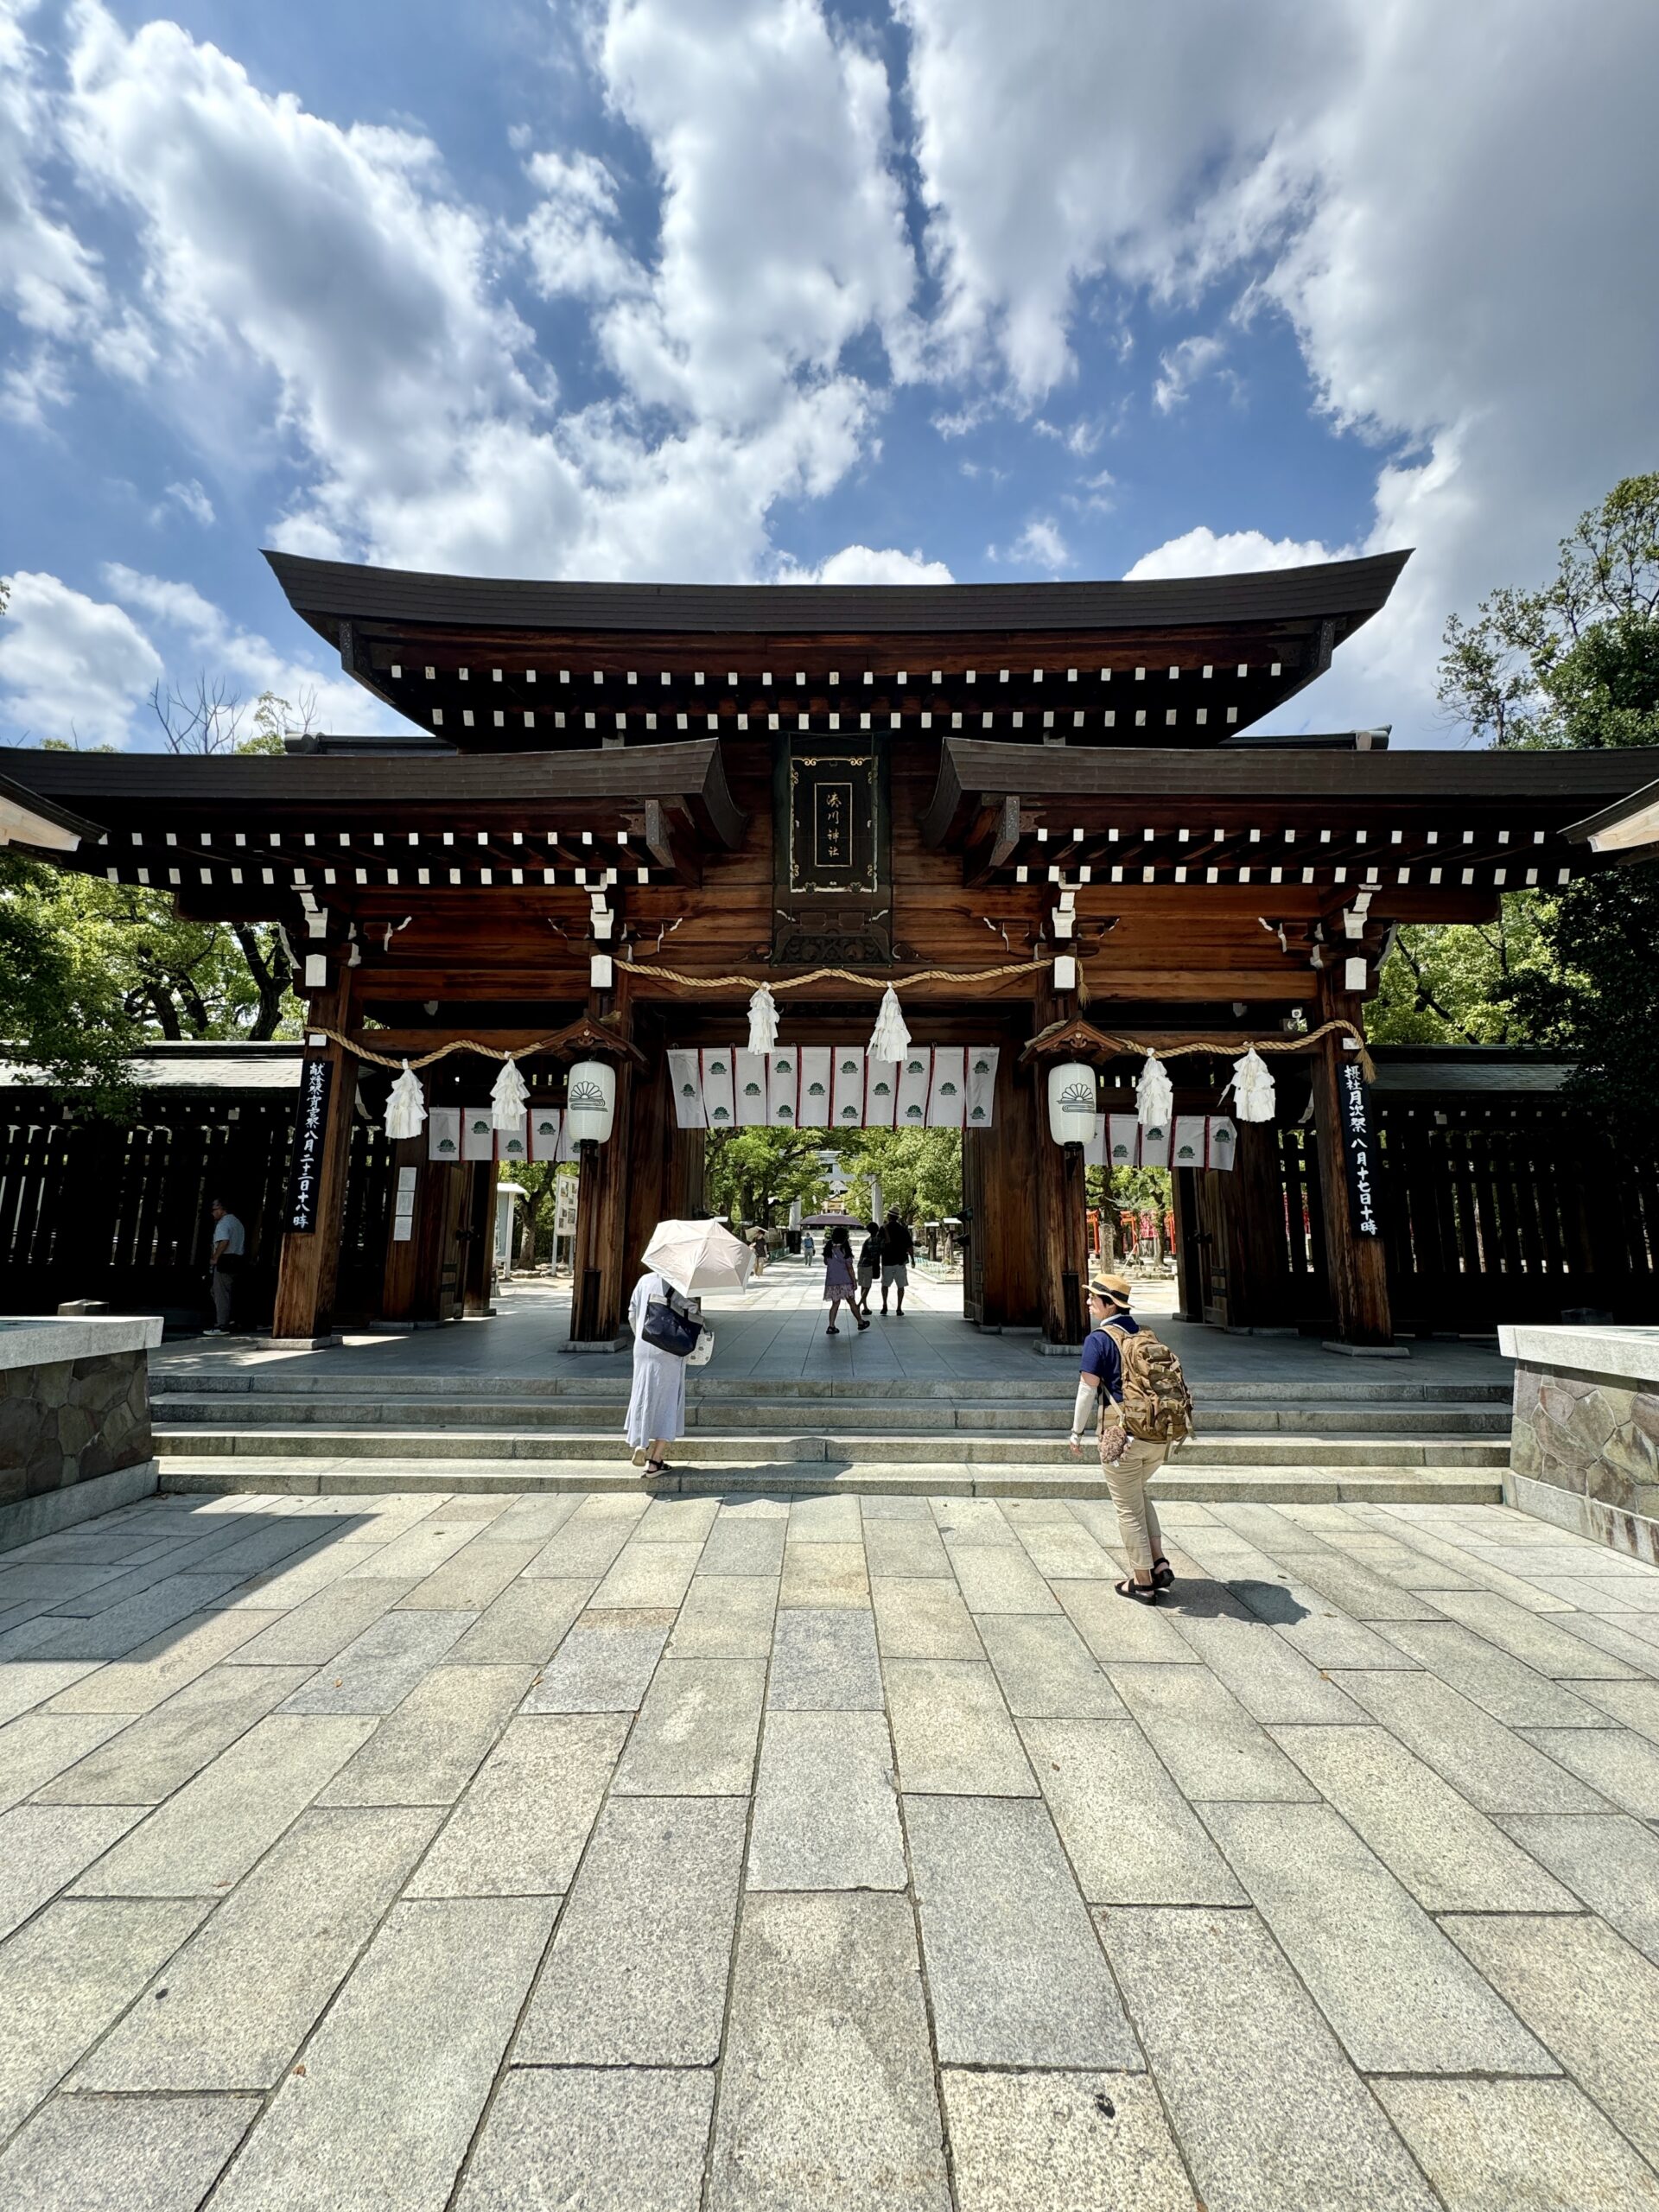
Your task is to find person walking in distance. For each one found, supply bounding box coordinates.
[822,1222,867,1335]
[1069,1272,1193,1603]
[855,1218,883,1319]
[879,1207,914,1316]
[205,1198,245,1335]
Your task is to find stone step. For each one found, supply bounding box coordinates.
[151,1425,1509,1470]
[156,1454,1504,1506]
[147,1393,1510,1438]
[147,1370,1512,1405]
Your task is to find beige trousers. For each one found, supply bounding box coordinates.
[1102,1435,1168,1573]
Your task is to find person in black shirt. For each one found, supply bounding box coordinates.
[880,1209,915,1316]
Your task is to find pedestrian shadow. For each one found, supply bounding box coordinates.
[1219,1577,1313,1626]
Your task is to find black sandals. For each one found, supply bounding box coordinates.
[1115,1577,1159,1605]
[1152,1557,1175,1591]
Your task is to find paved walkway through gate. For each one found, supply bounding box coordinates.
[4,1471,1659,2207]
[154,1263,1513,1395]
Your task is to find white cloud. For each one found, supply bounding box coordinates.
[899,0,1659,734]
[0,6,106,357]
[0,569,162,744]
[1126,524,1344,581]
[1152,334,1224,414]
[780,543,954,586]
[991,518,1071,573]
[518,149,645,303]
[163,478,215,527]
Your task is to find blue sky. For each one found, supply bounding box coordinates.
[3,0,1656,750]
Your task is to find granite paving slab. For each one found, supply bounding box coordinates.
[861,1515,952,1579]
[31,1665,308,1807]
[1444,1912,1659,2170]
[1518,1724,1659,1817]
[1101,1905,1440,2212]
[766,1607,884,1708]
[0,2088,259,2212]
[940,2069,1198,2212]
[521,1509,639,1582]
[405,1713,627,1895]
[931,1498,1018,1546]
[519,1610,672,1710]
[317,1663,532,1806]
[222,1577,419,1666]
[69,1714,375,1897]
[448,1576,593,1664]
[707,1890,951,2212]
[788,1493,862,1541]
[698,1512,788,1577]
[206,1896,556,2212]
[1007,1516,1116,1579]
[74,1805,439,2090]
[1565,1675,1659,1744]
[1202,1799,1555,2075]
[1055,1577,1199,1662]
[1106,1662,1319,1802]
[1373,2075,1659,2212]
[1501,1813,1659,1962]
[1166,1608,1363,1724]
[276,1607,477,1715]
[0,1662,99,1726]
[456,2066,713,2212]
[589,1539,705,1611]
[945,1542,1060,1615]
[0,1713,135,1815]
[397,1538,543,1612]
[1549,1611,1659,1675]
[1020,1717,1245,1906]
[25,1572,248,1663]
[669,1573,779,1657]
[638,1496,721,1540]
[975,1612,1124,1719]
[0,1803,146,1942]
[747,1709,906,1891]
[884,1659,1035,1794]
[336,1517,479,1585]
[870,1575,982,1658]
[612,1656,766,1795]
[44,1607,280,1715]
[779,1541,870,1609]
[0,1896,208,2139]
[1421,1586,1645,1676]
[1377,1619,1610,1727]
[1332,1669,1612,1814]
[515,1794,746,2064]
[1269,1723,1576,1912]
[906,1794,1138,2069]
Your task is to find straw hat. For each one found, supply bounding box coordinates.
[1089,1273,1133,1305]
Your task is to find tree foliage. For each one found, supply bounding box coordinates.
[1374,474,1659,1134]
[703,1128,844,1225]
[838,1128,962,1223]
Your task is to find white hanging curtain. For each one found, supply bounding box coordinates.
[868,985,911,1063]
[747,985,779,1053]
[1227,1045,1276,1123]
[1136,1052,1174,1128]
[491,1057,530,1130]
[385,1061,426,1141]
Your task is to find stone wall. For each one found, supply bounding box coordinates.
[0,1315,163,1549]
[0,1350,152,1507]
[1500,1323,1659,1564]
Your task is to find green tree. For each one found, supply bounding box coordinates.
[704,1128,844,1226]
[837,1128,962,1224]
[0,854,139,1111]
[1375,473,1659,1129]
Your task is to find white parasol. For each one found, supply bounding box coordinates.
[643,1217,757,1296]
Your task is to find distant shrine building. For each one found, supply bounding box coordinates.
[3,548,1657,1348]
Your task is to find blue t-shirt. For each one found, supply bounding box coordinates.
[1080,1313,1140,1401]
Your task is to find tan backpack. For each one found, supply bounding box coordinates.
[1103,1322,1194,1447]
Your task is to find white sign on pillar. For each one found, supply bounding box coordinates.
[799,1046,834,1126]
[461,1106,496,1161]
[964,1048,999,1130]
[667,1050,705,1129]
[895,1050,931,1128]
[928,1047,967,1128]
[700,1048,735,1131]
[734,1049,767,1127]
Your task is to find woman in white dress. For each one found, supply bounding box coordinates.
[626,1268,692,1472]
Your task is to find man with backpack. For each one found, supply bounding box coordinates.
[1068,1272,1193,1605]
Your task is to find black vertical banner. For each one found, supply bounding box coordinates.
[284,1058,334,1235]
[1337,1058,1381,1238]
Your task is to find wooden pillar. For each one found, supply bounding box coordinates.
[271,965,355,1344]
[1172,1166,1204,1320]
[378,1136,425,1325]
[460,1162,495,1316]
[1031,995,1089,1345]
[569,976,637,1350]
[964,1037,1040,1330]
[1310,973,1395,1347]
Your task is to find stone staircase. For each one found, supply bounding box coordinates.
[151,1369,1513,1503]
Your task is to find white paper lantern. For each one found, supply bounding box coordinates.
[1046,1061,1098,1145]
[564,1058,617,1145]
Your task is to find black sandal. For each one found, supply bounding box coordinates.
[1115,1577,1159,1605]
[645,1458,667,1474]
[1152,1558,1174,1591]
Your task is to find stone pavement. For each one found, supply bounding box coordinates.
[5,1481,1659,2208]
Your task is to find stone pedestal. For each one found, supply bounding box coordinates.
[1498,1322,1659,1564]
[0,1314,163,1550]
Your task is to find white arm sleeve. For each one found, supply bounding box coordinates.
[1071,1378,1097,1437]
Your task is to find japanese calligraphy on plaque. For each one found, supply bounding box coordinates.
[284,1058,334,1235]
[1337,1060,1381,1238]
[787,753,878,894]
